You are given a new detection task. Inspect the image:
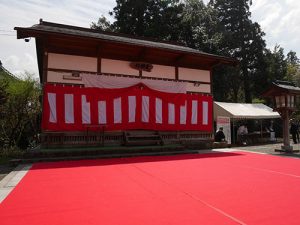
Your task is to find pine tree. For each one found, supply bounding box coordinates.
[210,0,266,102]
[108,0,184,41]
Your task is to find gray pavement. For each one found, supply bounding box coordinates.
[233,141,300,158]
[0,164,32,203]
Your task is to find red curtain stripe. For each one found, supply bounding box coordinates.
[42,83,213,132]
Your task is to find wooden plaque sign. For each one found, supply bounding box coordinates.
[130,62,153,72]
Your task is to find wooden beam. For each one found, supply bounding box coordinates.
[48,68,96,74]
[137,47,147,61]
[97,45,102,74]
[42,38,49,84]
[209,69,213,94]
[209,60,222,68]
[173,54,186,64]
[47,68,211,84]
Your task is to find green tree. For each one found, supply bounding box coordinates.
[90,15,113,32]
[180,0,221,53]
[213,65,243,102]
[285,51,300,86]
[266,45,287,81]
[92,0,282,103]
[0,73,41,149]
[0,79,8,114]
[251,45,288,101]
[92,0,185,42]
[210,0,266,102]
[95,0,219,47]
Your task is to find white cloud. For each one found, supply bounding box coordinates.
[0,0,115,80]
[251,0,300,55]
[251,0,268,12]
[257,3,282,36]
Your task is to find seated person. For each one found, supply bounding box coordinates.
[215,127,225,142]
[237,124,248,145]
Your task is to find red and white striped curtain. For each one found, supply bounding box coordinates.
[42,83,213,132]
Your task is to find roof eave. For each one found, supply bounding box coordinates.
[262,83,300,97]
[15,26,237,67]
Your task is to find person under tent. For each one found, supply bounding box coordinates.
[215,127,226,142]
[237,124,248,145]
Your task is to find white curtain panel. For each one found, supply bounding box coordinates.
[128,96,136,123]
[180,101,187,125]
[82,95,91,124]
[48,93,57,123]
[114,97,122,124]
[155,98,163,124]
[168,103,175,124]
[191,100,198,124]
[81,73,187,93]
[64,94,74,124]
[142,96,149,123]
[98,101,107,124]
[202,101,208,125]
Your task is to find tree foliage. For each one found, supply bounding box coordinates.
[285,50,300,86]
[107,0,184,41]
[0,73,41,149]
[180,0,222,53]
[92,0,300,103]
[210,0,266,102]
[90,15,113,32]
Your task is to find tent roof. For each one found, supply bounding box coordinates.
[214,102,281,120]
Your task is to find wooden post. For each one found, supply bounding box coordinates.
[283,109,290,147]
[260,120,263,138]
[232,119,235,145]
[276,109,297,152]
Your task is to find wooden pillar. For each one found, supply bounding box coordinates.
[280,109,293,152]
[232,119,235,144]
[97,45,102,74]
[283,109,290,146]
[175,66,179,80]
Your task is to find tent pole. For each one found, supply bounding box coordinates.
[233,119,235,145]
[260,120,263,138]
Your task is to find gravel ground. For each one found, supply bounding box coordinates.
[232,141,300,158]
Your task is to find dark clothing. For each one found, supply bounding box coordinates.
[290,123,299,144]
[215,130,225,142]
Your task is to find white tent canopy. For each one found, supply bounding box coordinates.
[214,102,281,120]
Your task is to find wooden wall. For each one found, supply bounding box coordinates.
[46,53,211,94]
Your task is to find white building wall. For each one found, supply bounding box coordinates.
[186,83,211,93]
[142,64,175,79]
[48,53,97,72]
[101,58,139,76]
[47,71,84,85]
[178,67,210,83]
[46,55,211,93]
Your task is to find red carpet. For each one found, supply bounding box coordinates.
[1,151,300,225]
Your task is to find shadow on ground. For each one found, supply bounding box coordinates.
[29,151,243,171]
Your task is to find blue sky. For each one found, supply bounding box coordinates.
[0,0,299,79]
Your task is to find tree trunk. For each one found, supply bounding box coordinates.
[242,63,252,103]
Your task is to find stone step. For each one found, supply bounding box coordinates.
[124,140,162,146]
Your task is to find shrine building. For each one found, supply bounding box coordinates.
[15,19,236,149]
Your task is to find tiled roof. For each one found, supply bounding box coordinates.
[15,20,235,62]
[273,81,300,92]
